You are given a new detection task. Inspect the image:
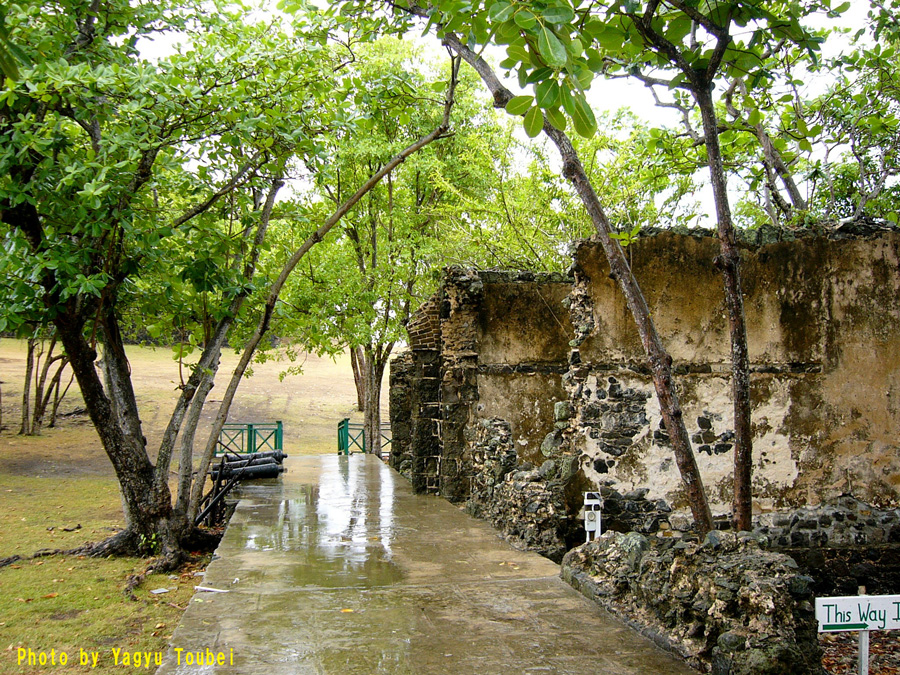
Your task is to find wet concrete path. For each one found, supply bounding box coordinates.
[157,455,696,674]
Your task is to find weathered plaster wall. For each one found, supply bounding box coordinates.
[472,273,573,466]
[571,232,900,514]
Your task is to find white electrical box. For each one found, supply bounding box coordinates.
[584,491,602,541]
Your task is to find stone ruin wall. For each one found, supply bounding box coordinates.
[390,269,571,501]
[390,298,442,493]
[390,228,900,674]
[570,231,900,517]
[390,230,900,543]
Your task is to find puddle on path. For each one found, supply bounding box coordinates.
[228,456,404,588]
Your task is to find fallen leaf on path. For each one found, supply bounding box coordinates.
[42,593,58,599]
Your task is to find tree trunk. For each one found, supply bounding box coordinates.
[174,355,219,516]
[189,304,274,522]
[362,344,391,457]
[53,307,183,560]
[32,355,67,435]
[350,345,366,412]
[158,175,284,506]
[19,336,35,435]
[31,337,50,433]
[696,86,754,532]
[438,31,714,534]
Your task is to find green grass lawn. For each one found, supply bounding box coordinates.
[0,474,202,674]
[0,338,388,674]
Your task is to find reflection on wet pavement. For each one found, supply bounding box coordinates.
[156,454,697,674]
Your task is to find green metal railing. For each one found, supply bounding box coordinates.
[337,419,391,455]
[217,421,283,456]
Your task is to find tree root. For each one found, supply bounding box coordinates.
[0,526,221,576]
[75,529,142,558]
[0,554,22,568]
[0,549,71,568]
[124,548,198,600]
[181,526,222,552]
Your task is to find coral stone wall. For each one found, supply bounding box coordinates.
[562,531,822,674]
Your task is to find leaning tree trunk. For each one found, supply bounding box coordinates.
[49,369,74,428]
[696,86,754,532]
[30,335,53,434]
[187,87,460,518]
[31,355,67,435]
[437,30,714,534]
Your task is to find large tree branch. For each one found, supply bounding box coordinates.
[171,152,266,229]
[65,0,102,56]
[154,172,284,489]
[665,0,729,40]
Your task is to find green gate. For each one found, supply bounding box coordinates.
[337,419,392,455]
[217,421,283,456]
[337,418,364,455]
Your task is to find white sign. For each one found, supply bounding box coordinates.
[583,492,602,542]
[816,595,900,632]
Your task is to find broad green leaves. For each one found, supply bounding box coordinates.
[537,26,567,68]
[489,2,516,23]
[0,0,388,352]
[505,95,533,115]
[570,93,597,138]
[426,0,602,138]
[417,0,848,145]
[542,5,575,25]
[523,105,543,137]
[535,79,559,107]
[0,7,27,80]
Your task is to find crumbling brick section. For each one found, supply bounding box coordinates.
[390,297,444,494]
[410,347,442,494]
[407,297,440,352]
[439,267,482,502]
[390,296,443,494]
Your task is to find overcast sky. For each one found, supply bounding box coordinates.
[139,3,873,227]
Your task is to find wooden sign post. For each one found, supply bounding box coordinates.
[815,590,900,675]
